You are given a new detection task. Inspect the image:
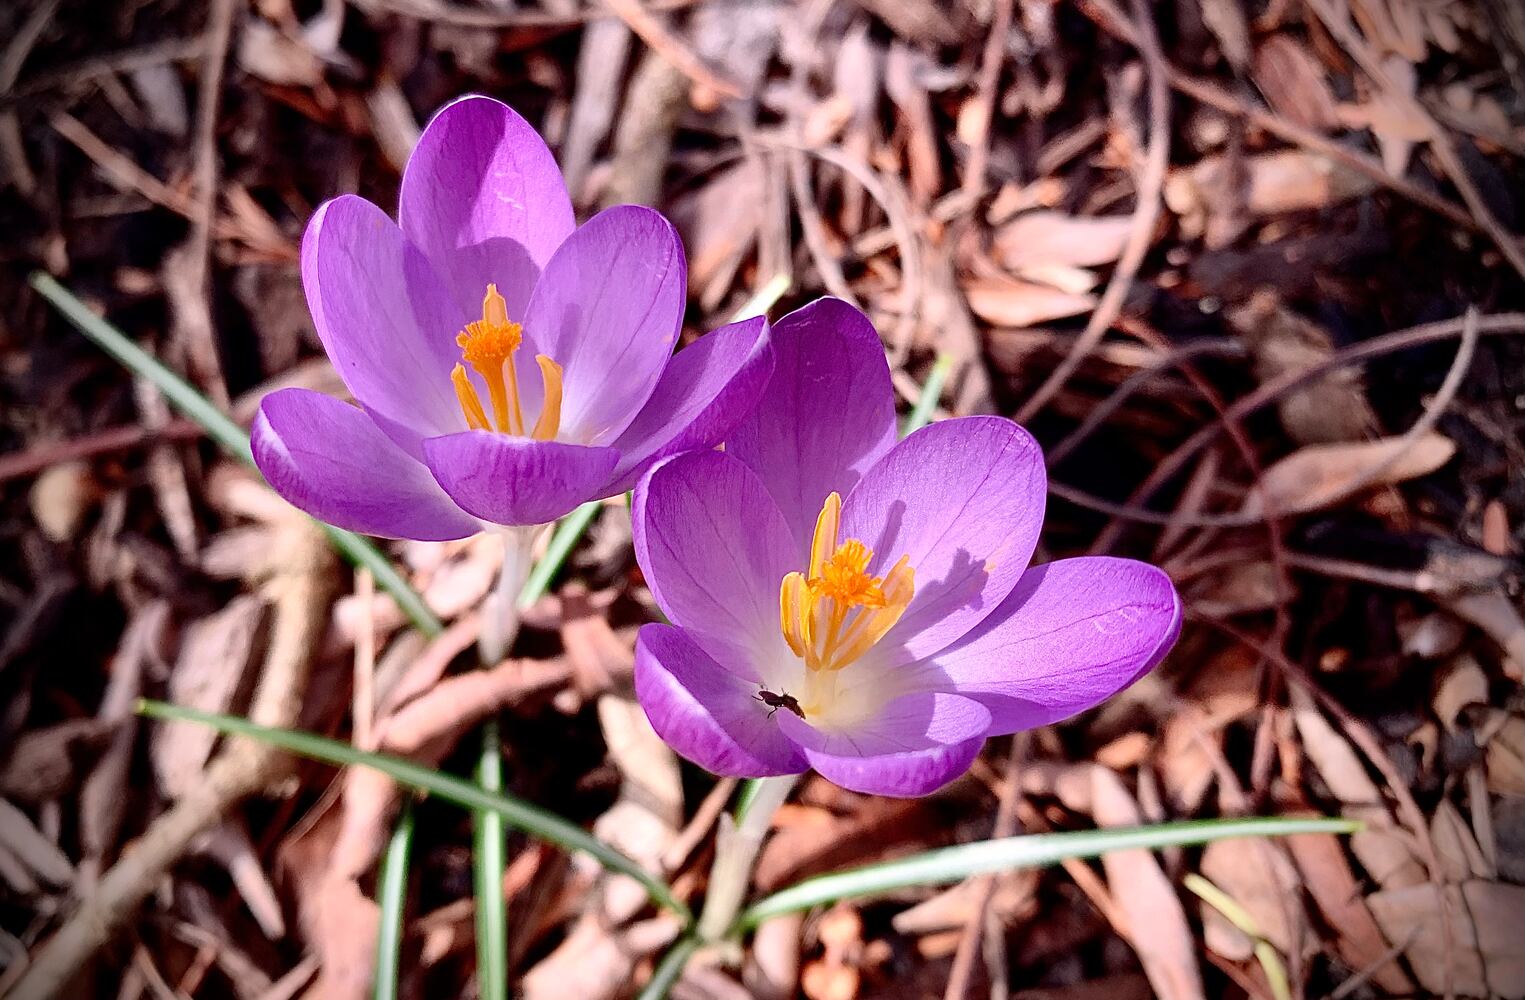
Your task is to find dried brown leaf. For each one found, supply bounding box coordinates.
[1197,0,1251,68]
[1166,150,1378,246]
[1226,291,1377,446]
[1291,690,1426,889]
[1252,36,1342,131]
[30,460,101,543]
[1434,655,1489,732]
[993,211,1136,273]
[1241,432,1456,516]
[963,276,1095,328]
[1285,830,1414,994]
[1448,589,1525,681]
[1368,879,1525,998]
[153,595,269,795]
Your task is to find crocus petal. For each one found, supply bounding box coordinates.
[601,316,773,495]
[727,298,898,555]
[522,205,687,445]
[253,388,478,541]
[302,196,468,451]
[841,416,1046,668]
[632,451,799,682]
[775,691,992,756]
[422,432,618,527]
[921,557,1181,733]
[795,736,986,798]
[635,624,809,778]
[399,95,575,320]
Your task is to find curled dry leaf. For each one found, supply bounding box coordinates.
[1226,291,1377,447]
[1291,689,1427,889]
[80,601,169,881]
[1241,432,1456,517]
[1285,830,1415,995]
[1251,35,1342,132]
[1166,150,1378,246]
[1482,711,1525,795]
[993,211,1136,273]
[1433,655,1489,732]
[521,914,682,1000]
[1092,769,1204,1000]
[1196,0,1251,69]
[591,690,681,921]
[963,276,1095,328]
[30,459,102,543]
[1430,799,1493,881]
[1368,879,1525,998]
[1448,589,1525,681]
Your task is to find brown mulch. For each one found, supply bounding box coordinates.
[1,1,1523,999]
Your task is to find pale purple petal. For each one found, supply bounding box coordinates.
[422,432,618,527]
[601,316,773,495]
[774,691,992,756]
[728,298,897,555]
[635,624,808,778]
[922,557,1181,733]
[522,205,686,445]
[632,451,798,680]
[302,196,468,452]
[797,737,986,798]
[841,416,1046,668]
[252,388,478,541]
[399,95,575,320]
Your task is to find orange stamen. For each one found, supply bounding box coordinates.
[530,355,563,441]
[779,492,915,679]
[452,284,565,438]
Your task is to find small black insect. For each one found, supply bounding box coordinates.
[754,687,805,719]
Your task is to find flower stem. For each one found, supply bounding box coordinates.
[695,774,798,941]
[473,527,539,1000]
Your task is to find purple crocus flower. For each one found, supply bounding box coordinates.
[251,95,772,539]
[631,299,1181,797]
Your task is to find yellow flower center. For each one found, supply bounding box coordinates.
[779,492,914,716]
[450,284,564,439]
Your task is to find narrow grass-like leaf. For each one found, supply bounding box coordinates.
[901,353,953,436]
[635,935,699,1000]
[373,803,415,1000]
[473,718,508,1000]
[28,272,443,639]
[736,817,1358,930]
[138,700,692,922]
[519,500,603,608]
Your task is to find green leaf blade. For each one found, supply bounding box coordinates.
[137,700,692,923]
[737,816,1358,930]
